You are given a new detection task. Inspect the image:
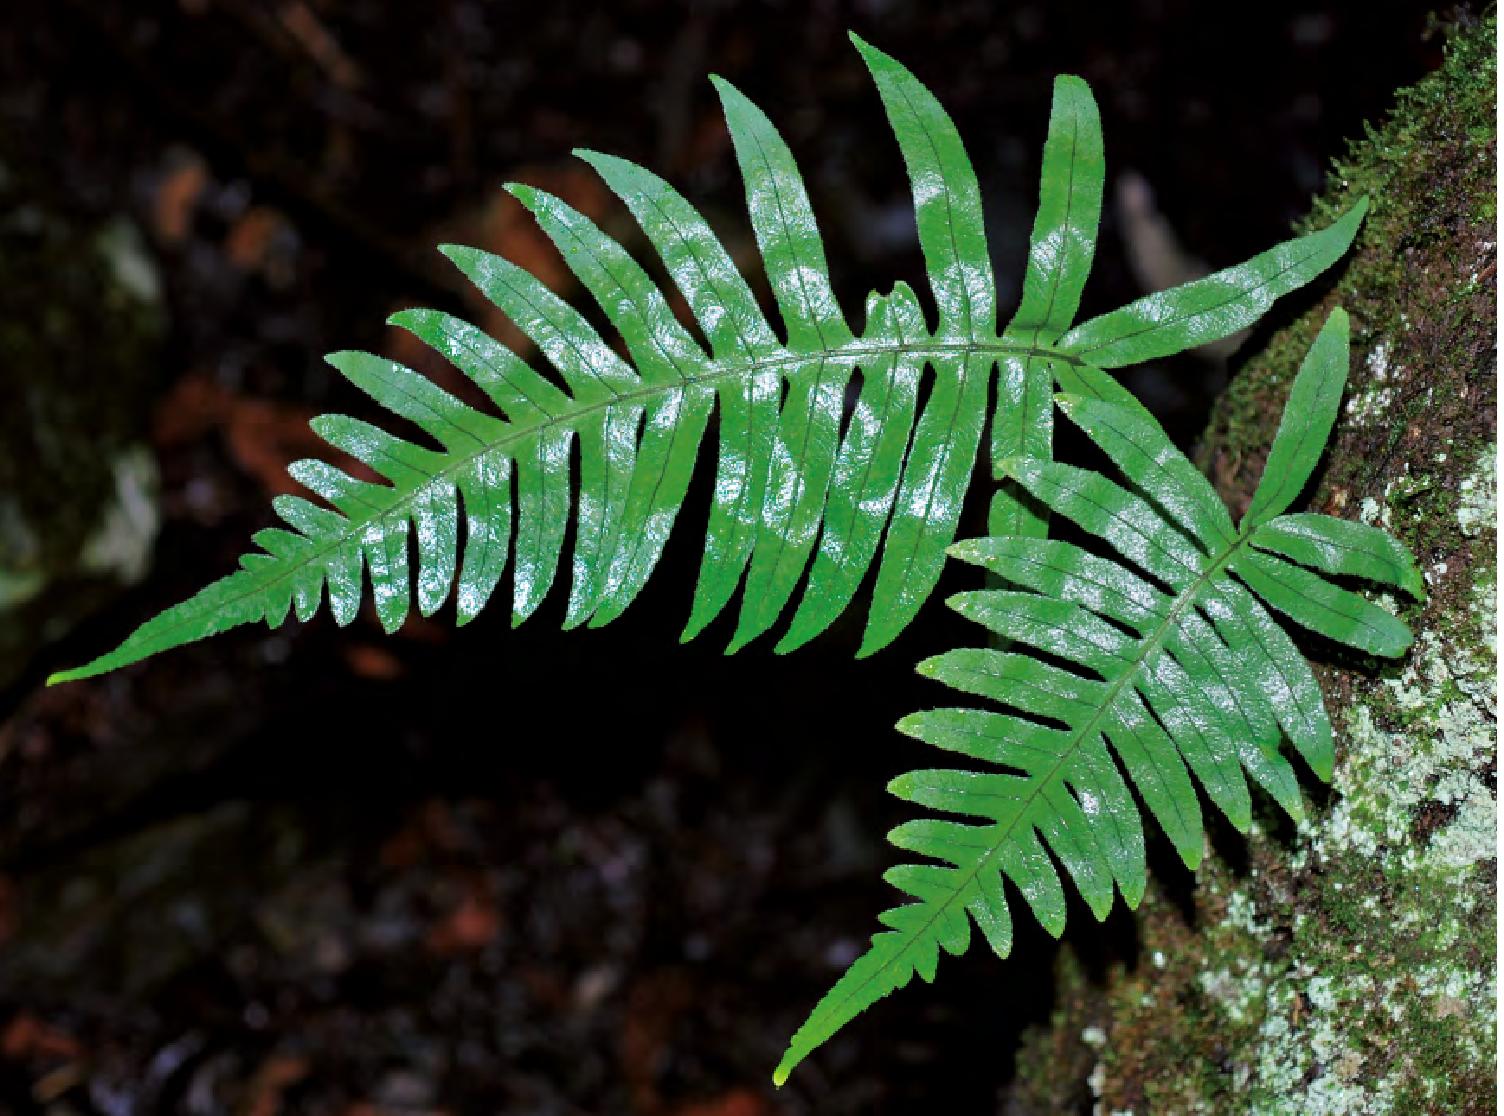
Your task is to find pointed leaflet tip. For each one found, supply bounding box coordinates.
[707,72,747,109]
[503,181,537,205]
[436,242,470,268]
[945,539,986,563]
[1242,307,1352,528]
[941,591,969,614]
[849,33,917,96]
[1004,71,1103,344]
[1406,571,1428,602]
[571,147,639,182]
[857,598,903,658]
[323,349,359,374]
[1058,196,1369,369]
[991,455,1027,482]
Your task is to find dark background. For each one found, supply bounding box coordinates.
[0,1,1453,1112]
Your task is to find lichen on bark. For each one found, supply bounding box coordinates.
[1009,13,1496,1114]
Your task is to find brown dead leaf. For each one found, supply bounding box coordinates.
[152,373,232,446]
[426,887,502,955]
[33,1061,84,1103]
[223,397,326,497]
[225,206,291,280]
[278,1,363,88]
[342,643,404,681]
[378,799,467,868]
[153,373,379,497]
[671,1089,773,1116]
[241,1054,310,1116]
[419,799,466,853]
[1,1013,82,1062]
[154,154,209,244]
[621,968,695,1114]
[378,823,425,870]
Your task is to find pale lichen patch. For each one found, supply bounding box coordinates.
[1456,448,1495,537]
[1183,505,1495,1112]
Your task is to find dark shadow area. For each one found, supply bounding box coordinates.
[0,2,1453,1111]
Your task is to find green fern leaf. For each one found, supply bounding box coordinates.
[775,309,1422,1083]
[991,73,1104,543]
[52,36,1365,683]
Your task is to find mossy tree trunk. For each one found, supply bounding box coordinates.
[1010,15,1496,1115]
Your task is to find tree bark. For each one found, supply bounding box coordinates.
[1009,14,1496,1115]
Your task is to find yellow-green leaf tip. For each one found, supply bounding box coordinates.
[504,182,538,205]
[850,32,904,75]
[708,73,749,108]
[992,455,1026,481]
[944,594,984,625]
[887,771,917,797]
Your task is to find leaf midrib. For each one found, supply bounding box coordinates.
[1063,236,1333,359]
[812,526,1252,1031]
[124,337,1087,654]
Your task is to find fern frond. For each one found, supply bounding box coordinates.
[775,309,1422,1082]
[53,35,1366,683]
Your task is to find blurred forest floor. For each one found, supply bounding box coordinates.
[0,2,1458,1113]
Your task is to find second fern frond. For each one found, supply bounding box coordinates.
[776,309,1422,1082]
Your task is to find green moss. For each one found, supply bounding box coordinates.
[1199,13,1496,516]
[1017,14,1496,1113]
[1099,418,1496,1116]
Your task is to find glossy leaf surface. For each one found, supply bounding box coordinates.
[54,36,1364,687]
[1058,200,1369,368]
[989,72,1105,542]
[775,310,1419,1083]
